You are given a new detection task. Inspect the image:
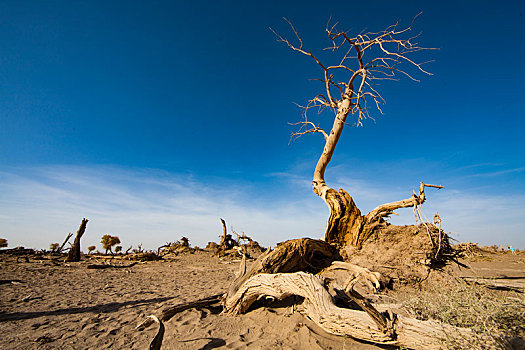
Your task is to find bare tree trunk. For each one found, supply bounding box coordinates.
[219,218,228,247]
[66,218,88,262]
[323,188,365,246]
[217,218,236,253]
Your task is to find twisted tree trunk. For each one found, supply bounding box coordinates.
[319,181,443,247]
[307,96,443,247]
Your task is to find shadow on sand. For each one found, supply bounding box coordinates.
[0,295,176,322]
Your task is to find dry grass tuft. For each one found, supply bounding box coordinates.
[401,279,524,349]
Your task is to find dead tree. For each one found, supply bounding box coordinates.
[138,17,470,349]
[180,237,189,247]
[218,218,236,251]
[273,16,441,247]
[58,232,73,254]
[65,218,88,262]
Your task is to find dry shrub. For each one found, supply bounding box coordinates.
[158,238,195,257]
[205,242,219,251]
[402,279,524,349]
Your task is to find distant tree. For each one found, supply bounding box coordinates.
[115,245,122,254]
[87,245,96,254]
[101,234,121,254]
[49,243,59,252]
[0,238,7,248]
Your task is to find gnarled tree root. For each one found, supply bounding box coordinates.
[227,238,340,298]
[223,271,475,349]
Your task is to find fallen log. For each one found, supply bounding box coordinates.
[0,279,24,285]
[0,247,35,255]
[160,293,223,322]
[224,271,475,349]
[86,262,138,269]
[136,293,225,350]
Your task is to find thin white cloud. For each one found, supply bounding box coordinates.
[0,165,523,252]
[0,166,327,251]
[467,166,525,178]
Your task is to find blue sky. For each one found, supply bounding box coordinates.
[1,0,524,250]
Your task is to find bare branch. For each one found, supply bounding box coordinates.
[274,17,434,196]
[365,182,444,223]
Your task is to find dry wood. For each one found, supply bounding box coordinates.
[365,182,444,224]
[160,293,223,322]
[224,271,474,349]
[318,261,382,292]
[226,238,340,300]
[322,182,444,247]
[344,288,395,338]
[66,218,88,262]
[217,218,237,252]
[58,232,74,254]
[0,247,35,255]
[136,315,164,350]
[219,218,228,247]
[0,279,24,285]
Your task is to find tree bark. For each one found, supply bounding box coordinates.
[66,218,88,262]
[323,188,365,246]
[219,218,227,246]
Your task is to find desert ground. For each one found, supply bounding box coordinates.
[0,246,523,349]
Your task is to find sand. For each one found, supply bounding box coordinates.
[0,251,387,349]
[1,248,523,349]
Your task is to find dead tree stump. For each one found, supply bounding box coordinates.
[66,218,88,262]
